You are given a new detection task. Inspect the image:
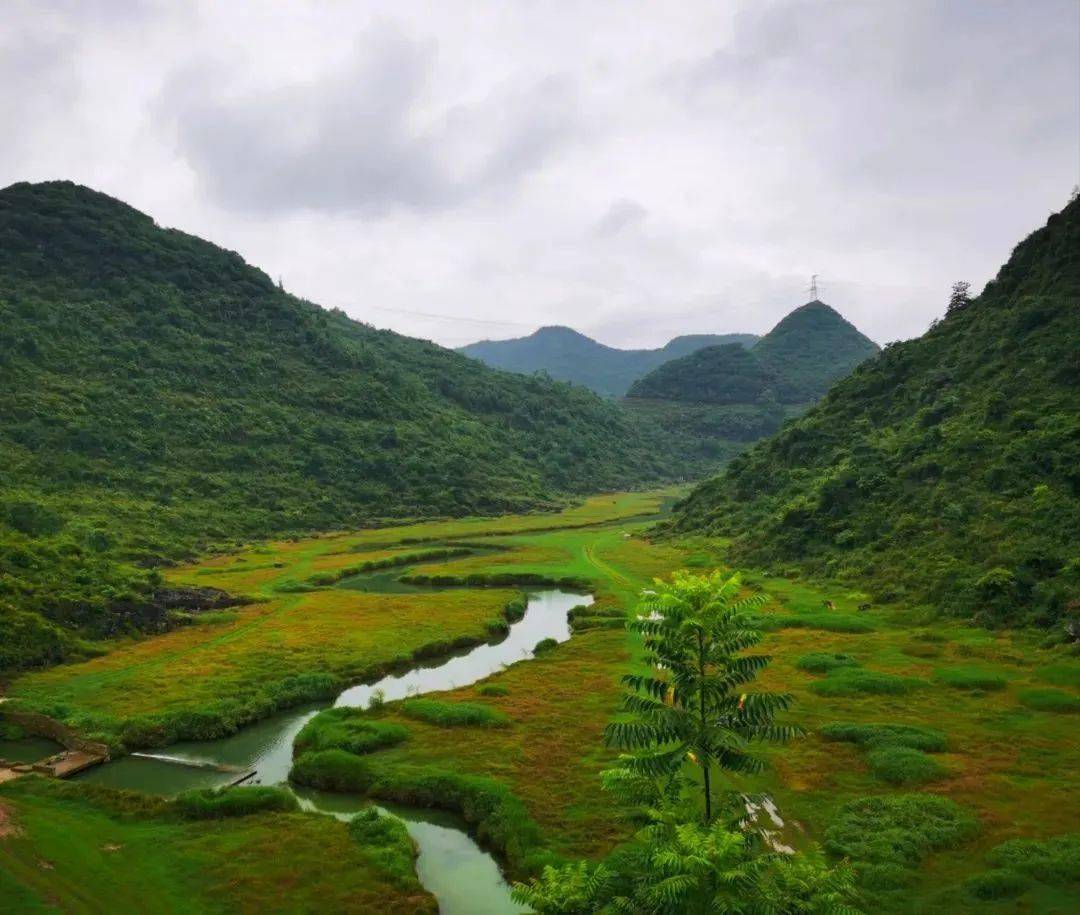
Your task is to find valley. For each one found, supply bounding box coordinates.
[3,490,1078,912]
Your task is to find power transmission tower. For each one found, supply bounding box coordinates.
[808,274,819,300]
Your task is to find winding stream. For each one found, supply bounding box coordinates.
[75,587,592,914]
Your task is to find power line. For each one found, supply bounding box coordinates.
[366,304,535,328]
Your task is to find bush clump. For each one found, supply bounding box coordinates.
[820,722,948,752]
[809,668,923,697]
[533,638,558,655]
[964,869,1031,900]
[347,808,419,888]
[825,794,977,894]
[291,752,547,876]
[757,612,873,634]
[796,652,860,673]
[293,707,410,756]
[1017,688,1080,714]
[477,683,509,697]
[934,666,1007,691]
[173,786,298,819]
[866,746,947,786]
[986,834,1080,884]
[399,699,509,728]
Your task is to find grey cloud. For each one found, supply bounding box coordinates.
[160,26,579,217]
[593,199,648,237]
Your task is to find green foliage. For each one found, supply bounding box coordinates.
[533,637,558,654]
[346,808,420,888]
[459,324,759,398]
[0,601,92,670]
[477,683,509,697]
[1018,687,1080,713]
[628,343,781,405]
[825,794,978,896]
[964,869,1031,900]
[1037,663,1080,688]
[293,707,410,756]
[808,668,923,697]
[820,722,948,752]
[604,570,800,821]
[757,612,874,633]
[666,197,1080,628]
[172,786,298,819]
[291,751,546,876]
[796,652,860,673]
[0,181,699,670]
[934,666,1007,691]
[512,766,859,914]
[865,746,947,785]
[986,833,1080,884]
[399,699,509,728]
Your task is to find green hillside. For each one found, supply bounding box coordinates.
[626,342,779,404]
[0,181,700,668]
[666,197,1080,627]
[458,325,758,396]
[752,300,880,402]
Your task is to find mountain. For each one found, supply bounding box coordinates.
[458,326,759,397]
[665,196,1080,627]
[751,300,880,402]
[0,181,703,667]
[627,343,779,405]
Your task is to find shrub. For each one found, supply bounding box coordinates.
[347,808,418,888]
[934,667,1007,691]
[503,598,527,623]
[291,752,547,876]
[173,786,298,819]
[290,748,376,792]
[293,707,410,756]
[825,794,977,880]
[866,746,947,785]
[796,652,860,673]
[987,834,1080,884]
[809,668,922,697]
[820,722,947,752]
[533,638,558,655]
[0,719,27,740]
[965,869,1030,900]
[478,683,509,697]
[1017,688,1080,714]
[1037,663,1080,688]
[758,612,873,633]
[399,699,509,728]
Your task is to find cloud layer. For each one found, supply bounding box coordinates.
[2,0,1077,347]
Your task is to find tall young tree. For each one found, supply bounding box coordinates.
[605,570,801,822]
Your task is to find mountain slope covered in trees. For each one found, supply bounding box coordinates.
[458,325,758,396]
[0,181,702,667]
[666,197,1080,627]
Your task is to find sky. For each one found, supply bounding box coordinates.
[3,1,1077,349]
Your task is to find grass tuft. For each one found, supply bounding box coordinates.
[865,746,947,786]
[1017,688,1080,714]
[293,707,410,756]
[820,722,948,752]
[809,668,923,696]
[934,666,1007,691]
[796,652,860,673]
[399,699,509,728]
[964,869,1031,900]
[173,786,298,819]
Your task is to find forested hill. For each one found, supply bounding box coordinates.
[751,300,880,402]
[0,181,694,665]
[626,343,778,404]
[666,197,1080,627]
[458,325,758,396]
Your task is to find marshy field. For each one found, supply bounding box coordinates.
[2,489,1077,913]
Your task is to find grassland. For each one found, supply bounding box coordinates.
[3,487,1078,911]
[0,778,434,914]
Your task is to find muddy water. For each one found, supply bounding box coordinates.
[75,588,591,913]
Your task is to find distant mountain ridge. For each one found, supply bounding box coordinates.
[627,300,879,406]
[458,325,759,396]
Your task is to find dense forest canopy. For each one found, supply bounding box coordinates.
[0,181,708,667]
[666,197,1080,627]
[459,325,759,397]
[627,342,779,405]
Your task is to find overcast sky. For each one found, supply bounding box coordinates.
[3,1,1077,348]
